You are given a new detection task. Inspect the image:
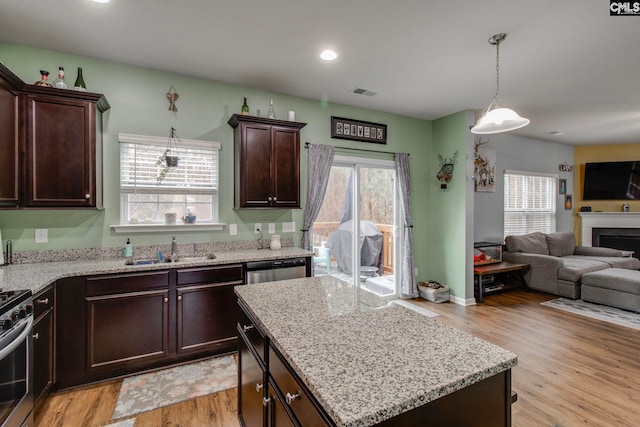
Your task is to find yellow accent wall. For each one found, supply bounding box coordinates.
[573,143,640,243]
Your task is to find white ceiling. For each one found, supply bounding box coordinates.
[1,0,639,146]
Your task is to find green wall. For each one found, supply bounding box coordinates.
[430,110,474,301]
[0,42,437,281]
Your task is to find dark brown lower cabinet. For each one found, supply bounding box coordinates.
[55,264,243,389]
[268,382,296,427]
[32,286,54,406]
[87,288,170,370]
[238,331,266,427]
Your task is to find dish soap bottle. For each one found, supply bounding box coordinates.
[124,238,133,258]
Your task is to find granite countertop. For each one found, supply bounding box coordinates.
[236,276,518,427]
[0,247,312,294]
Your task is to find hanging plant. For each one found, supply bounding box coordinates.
[156,127,181,183]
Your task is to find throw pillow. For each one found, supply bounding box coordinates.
[505,232,549,254]
[546,231,576,257]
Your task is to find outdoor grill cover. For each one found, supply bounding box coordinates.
[327,220,383,274]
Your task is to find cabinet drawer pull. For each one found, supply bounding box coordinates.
[36,298,49,305]
[33,332,39,340]
[242,324,254,332]
[285,392,300,404]
[255,383,263,392]
[262,397,271,407]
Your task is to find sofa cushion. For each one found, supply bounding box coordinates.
[582,268,640,295]
[556,258,610,283]
[546,232,576,257]
[564,255,640,270]
[505,232,549,255]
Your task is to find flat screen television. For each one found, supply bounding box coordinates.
[583,161,640,200]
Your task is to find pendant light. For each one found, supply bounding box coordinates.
[471,33,529,135]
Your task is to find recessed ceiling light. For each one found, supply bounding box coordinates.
[320,50,338,61]
[92,0,110,3]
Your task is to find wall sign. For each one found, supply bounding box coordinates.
[559,162,573,172]
[331,116,387,144]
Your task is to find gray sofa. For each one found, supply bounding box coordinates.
[503,231,640,299]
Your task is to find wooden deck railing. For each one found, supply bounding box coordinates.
[312,222,394,274]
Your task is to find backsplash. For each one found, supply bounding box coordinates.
[7,238,295,264]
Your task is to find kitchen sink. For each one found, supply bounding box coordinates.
[124,254,216,266]
[173,254,217,262]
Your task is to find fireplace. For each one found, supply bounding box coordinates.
[592,228,640,258]
[579,212,640,258]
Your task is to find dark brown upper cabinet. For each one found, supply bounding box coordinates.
[0,63,109,209]
[228,114,306,209]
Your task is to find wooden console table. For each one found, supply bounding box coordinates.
[474,261,529,303]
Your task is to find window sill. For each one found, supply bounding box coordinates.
[111,223,225,233]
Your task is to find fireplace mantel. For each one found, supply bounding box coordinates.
[579,212,640,245]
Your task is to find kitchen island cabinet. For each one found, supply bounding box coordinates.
[236,277,518,427]
[228,114,306,209]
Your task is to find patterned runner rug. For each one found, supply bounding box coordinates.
[541,298,640,331]
[112,355,237,420]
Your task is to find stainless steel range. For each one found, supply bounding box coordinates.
[0,289,34,427]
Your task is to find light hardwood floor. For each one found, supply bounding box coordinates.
[35,290,640,426]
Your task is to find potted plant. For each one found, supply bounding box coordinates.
[156,127,180,183]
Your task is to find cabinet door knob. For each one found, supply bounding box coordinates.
[164,297,168,303]
[268,196,272,202]
[285,392,300,405]
[33,332,40,340]
[243,324,254,332]
[273,196,277,202]
[255,383,263,392]
[85,193,91,199]
[178,295,183,301]
[262,396,271,407]
[36,298,49,305]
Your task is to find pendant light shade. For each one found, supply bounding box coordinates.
[471,33,529,135]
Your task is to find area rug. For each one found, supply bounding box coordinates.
[103,418,136,427]
[541,298,640,331]
[112,355,237,420]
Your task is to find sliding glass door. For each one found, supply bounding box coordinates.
[312,156,400,297]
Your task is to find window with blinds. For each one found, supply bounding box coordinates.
[504,170,557,238]
[119,134,219,224]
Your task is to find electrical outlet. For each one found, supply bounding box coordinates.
[414,267,419,277]
[255,223,262,234]
[229,224,237,236]
[268,223,275,234]
[35,228,48,244]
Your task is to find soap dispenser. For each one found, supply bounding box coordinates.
[124,238,133,258]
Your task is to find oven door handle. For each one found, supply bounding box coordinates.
[0,316,33,360]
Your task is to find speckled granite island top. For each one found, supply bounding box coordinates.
[236,276,518,427]
[0,247,311,294]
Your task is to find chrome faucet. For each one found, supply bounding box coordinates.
[171,236,177,262]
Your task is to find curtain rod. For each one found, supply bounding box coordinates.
[304,142,408,156]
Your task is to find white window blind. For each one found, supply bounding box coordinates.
[118,133,220,224]
[504,170,557,238]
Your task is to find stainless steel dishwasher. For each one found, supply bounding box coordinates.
[245,257,308,284]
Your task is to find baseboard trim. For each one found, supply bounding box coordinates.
[450,294,477,306]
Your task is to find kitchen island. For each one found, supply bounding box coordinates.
[236,276,518,427]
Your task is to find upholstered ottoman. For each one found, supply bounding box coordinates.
[581,268,640,313]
